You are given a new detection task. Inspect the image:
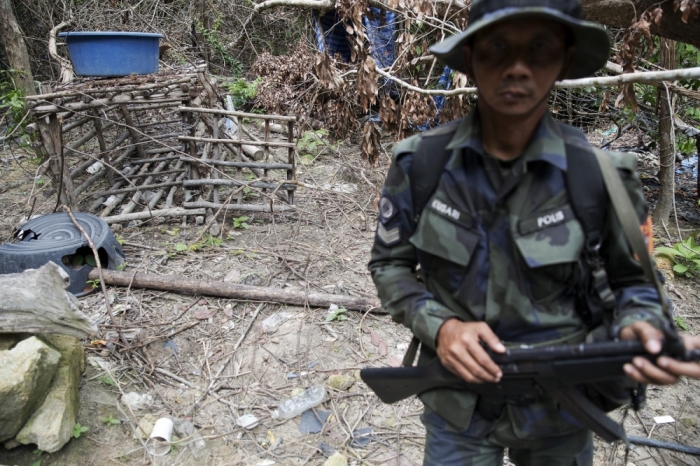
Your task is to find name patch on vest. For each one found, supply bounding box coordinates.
[537,210,565,228]
[430,199,461,221]
[518,206,574,236]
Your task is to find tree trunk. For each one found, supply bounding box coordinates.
[653,38,677,227]
[582,0,700,49]
[0,0,35,96]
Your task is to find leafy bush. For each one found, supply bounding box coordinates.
[656,236,700,277]
[0,70,27,129]
[224,78,261,110]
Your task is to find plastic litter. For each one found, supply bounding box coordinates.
[145,418,173,456]
[236,414,260,429]
[163,340,179,354]
[350,426,373,448]
[298,409,331,434]
[121,391,153,410]
[272,385,326,420]
[262,312,291,333]
[173,419,206,458]
[318,441,337,457]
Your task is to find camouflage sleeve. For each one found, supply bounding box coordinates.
[368,149,463,351]
[602,151,668,333]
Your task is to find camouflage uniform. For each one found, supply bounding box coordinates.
[368,108,665,465]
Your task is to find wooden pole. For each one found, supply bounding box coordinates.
[653,39,678,228]
[89,269,380,311]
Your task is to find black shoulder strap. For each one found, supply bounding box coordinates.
[409,119,461,218]
[560,123,609,245]
[560,122,615,326]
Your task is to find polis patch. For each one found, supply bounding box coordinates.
[518,206,574,235]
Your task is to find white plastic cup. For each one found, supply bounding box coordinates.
[146,418,174,456]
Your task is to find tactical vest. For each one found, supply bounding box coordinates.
[405,118,615,329]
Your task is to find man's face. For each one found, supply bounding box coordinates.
[464,18,573,117]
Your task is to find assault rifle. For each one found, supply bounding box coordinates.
[360,337,700,444]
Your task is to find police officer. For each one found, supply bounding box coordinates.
[368,0,700,464]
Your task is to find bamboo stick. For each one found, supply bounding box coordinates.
[74,147,135,197]
[103,208,206,224]
[90,165,138,212]
[178,135,295,148]
[178,106,297,122]
[93,182,182,199]
[26,77,194,100]
[31,95,187,114]
[142,161,185,210]
[183,201,294,212]
[119,104,146,158]
[100,162,152,217]
[183,179,297,190]
[181,157,293,170]
[70,131,130,179]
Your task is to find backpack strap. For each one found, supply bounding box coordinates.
[408,119,461,220]
[560,123,616,327]
[592,149,674,323]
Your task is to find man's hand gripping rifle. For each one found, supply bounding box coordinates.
[360,329,700,444]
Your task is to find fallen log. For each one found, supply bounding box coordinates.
[89,269,381,311]
[0,262,97,338]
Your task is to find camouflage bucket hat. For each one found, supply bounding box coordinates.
[429,0,610,79]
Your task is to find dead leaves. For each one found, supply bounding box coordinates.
[673,0,700,23]
[358,55,379,111]
[314,53,343,90]
[361,122,381,166]
[615,10,657,112]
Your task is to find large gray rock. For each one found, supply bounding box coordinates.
[0,336,60,442]
[14,335,85,452]
[0,262,97,338]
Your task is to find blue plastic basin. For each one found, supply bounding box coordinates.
[59,32,163,77]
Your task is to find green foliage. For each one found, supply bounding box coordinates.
[232,216,250,229]
[98,374,116,386]
[87,279,100,290]
[196,14,242,76]
[224,78,261,109]
[0,70,27,129]
[189,234,222,251]
[679,136,698,155]
[675,316,690,331]
[100,414,121,427]
[656,236,700,277]
[326,307,348,322]
[173,234,222,253]
[73,423,89,438]
[297,129,340,165]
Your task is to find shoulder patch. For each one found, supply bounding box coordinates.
[391,134,422,158]
[422,118,462,138]
[597,149,638,172]
[379,196,396,221]
[377,222,401,246]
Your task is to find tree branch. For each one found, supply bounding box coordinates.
[375,65,700,97]
[49,21,74,83]
[253,0,468,14]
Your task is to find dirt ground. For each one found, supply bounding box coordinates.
[0,121,699,466]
